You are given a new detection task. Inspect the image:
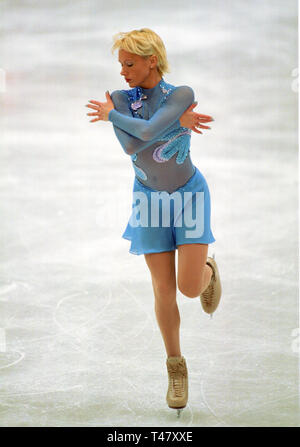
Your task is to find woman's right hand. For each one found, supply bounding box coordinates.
[179,102,214,134]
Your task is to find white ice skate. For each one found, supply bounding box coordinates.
[166,356,188,418]
[200,253,222,318]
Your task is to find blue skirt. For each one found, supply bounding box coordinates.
[122,166,216,255]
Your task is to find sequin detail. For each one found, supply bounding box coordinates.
[152,145,169,163]
[131,94,147,111]
[132,162,147,180]
[131,150,147,180]
[120,79,189,177]
[121,78,175,119]
[153,129,191,164]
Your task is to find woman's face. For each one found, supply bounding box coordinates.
[118,49,156,87]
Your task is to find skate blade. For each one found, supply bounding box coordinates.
[177,408,183,418]
[168,405,185,418]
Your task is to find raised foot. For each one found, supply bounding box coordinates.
[200,251,221,316]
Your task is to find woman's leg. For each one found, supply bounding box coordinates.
[177,243,213,298]
[144,250,181,357]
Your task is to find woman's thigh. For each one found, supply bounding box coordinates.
[177,243,208,296]
[144,250,176,294]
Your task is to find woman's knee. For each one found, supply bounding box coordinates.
[152,279,177,301]
[177,243,208,298]
[178,278,203,298]
[144,251,176,300]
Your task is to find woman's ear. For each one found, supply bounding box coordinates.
[150,54,158,68]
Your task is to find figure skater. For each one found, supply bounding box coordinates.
[85,28,222,418]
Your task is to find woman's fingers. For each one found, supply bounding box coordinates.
[197,124,211,129]
[200,115,213,120]
[86,104,99,111]
[192,126,202,134]
[89,100,102,106]
[196,114,214,122]
[85,101,103,122]
[86,103,101,111]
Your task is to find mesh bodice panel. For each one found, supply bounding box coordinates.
[109,78,196,193]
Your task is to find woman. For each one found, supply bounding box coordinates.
[86,28,222,417]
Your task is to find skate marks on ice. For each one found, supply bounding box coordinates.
[51,276,196,426]
[0,258,297,425]
[0,270,171,425]
[177,276,299,427]
[190,336,299,426]
[98,280,196,426]
[0,277,46,372]
[0,350,25,371]
[0,259,298,425]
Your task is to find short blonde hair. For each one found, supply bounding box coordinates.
[111,28,171,77]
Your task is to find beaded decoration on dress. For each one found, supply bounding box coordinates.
[121,78,190,181]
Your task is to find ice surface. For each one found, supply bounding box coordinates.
[0,0,298,427]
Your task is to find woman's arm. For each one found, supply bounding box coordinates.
[108,85,195,141]
[110,90,182,156]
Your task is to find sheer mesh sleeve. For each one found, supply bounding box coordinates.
[110,90,181,156]
[109,85,194,142]
[110,91,151,156]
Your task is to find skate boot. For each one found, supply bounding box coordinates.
[166,356,188,418]
[200,253,222,317]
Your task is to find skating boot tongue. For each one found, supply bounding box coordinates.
[167,356,186,376]
[166,356,188,418]
[167,356,183,363]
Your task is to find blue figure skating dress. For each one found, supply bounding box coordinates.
[108,77,215,255]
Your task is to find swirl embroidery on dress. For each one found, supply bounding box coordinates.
[121,79,182,179]
[130,153,147,180]
[153,130,191,164]
[132,163,148,180]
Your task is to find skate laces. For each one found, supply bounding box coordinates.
[168,360,187,397]
[202,263,215,304]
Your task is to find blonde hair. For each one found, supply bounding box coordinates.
[111,28,171,77]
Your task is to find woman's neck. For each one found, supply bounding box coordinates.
[139,72,162,90]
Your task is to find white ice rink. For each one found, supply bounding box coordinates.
[0,0,299,426]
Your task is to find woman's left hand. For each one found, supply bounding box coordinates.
[85,91,114,122]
